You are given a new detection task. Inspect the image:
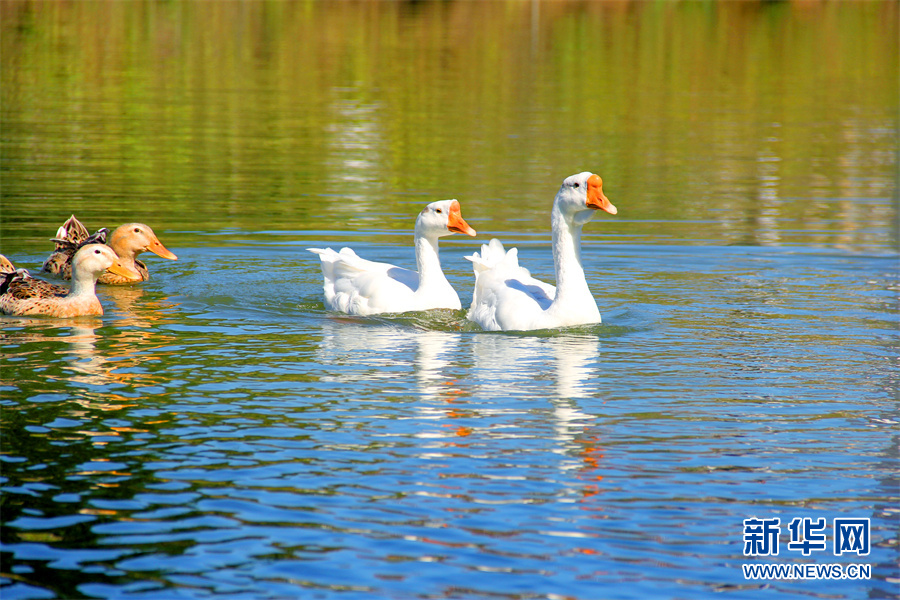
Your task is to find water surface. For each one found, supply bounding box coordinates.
[1,2,898,599]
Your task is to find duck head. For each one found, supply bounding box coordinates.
[72,244,143,282]
[109,223,178,261]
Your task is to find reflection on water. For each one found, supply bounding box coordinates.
[0,1,896,251]
[471,333,602,485]
[317,319,464,410]
[1,289,181,422]
[0,1,897,599]
[316,319,604,463]
[413,330,463,405]
[318,318,603,404]
[1,241,897,599]
[327,96,387,197]
[61,325,108,389]
[471,333,599,400]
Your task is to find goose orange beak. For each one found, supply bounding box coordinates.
[586,174,617,215]
[447,200,477,237]
[108,262,143,282]
[148,236,178,260]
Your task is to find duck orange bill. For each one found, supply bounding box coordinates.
[586,174,617,215]
[447,200,477,236]
[149,237,178,260]
[108,263,143,282]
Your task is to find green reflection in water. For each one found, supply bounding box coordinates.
[1,1,897,252]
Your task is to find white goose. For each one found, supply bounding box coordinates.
[466,172,617,332]
[308,199,477,315]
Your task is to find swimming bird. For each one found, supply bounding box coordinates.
[466,172,617,331]
[1,245,142,317]
[0,254,15,276]
[42,215,110,276]
[42,216,178,284]
[308,199,477,315]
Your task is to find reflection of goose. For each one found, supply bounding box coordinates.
[549,335,599,400]
[547,336,598,473]
[470,334,599,401]
[316,321,461,403]
[308,200,476,315]
[467,172,617,331]
[0,245,141,317]
[471,334,548,399]
[318,320,412,370]
[413,331,461,405]
[471,333,603,482]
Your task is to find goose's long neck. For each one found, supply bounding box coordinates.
[550,210,592,306]
[414,232,448,291]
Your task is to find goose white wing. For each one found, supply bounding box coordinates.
[308,247,420,315]
[466,239,557,331]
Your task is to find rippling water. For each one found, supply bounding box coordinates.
[3,240,897,599]
[2,2,898,599]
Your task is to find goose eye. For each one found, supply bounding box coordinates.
[134,228,141,233]
[435,209,442,214]
[94,249,101,254]
[573,182,580,188]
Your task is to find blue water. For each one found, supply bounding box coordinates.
[1,3,898,595]
[2,237,897,599]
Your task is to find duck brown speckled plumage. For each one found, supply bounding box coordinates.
[42,215,110,277]
[1,245,142,317]
[42,216,177,284]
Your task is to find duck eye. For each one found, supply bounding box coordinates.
[134,228,141,233]
[94,249,101,254]
[573,182,580,188]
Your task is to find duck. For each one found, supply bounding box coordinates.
[42,216,178,284]
[466,172,617,332]
[42,215,110,276]
[308,199,477,315]
[0,254,15,276]
[1,244,143,317]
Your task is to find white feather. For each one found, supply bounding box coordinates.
[465,172,616,332]
[308,199,476,316]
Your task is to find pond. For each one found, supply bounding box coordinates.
[1,2,898,599]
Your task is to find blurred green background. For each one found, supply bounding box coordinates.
[1,0,897,252]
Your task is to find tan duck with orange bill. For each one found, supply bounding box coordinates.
[2,245,142,317]
[43,216,178,284]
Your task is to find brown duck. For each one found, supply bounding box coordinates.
[2,245,142,317]
[42,216,177,284]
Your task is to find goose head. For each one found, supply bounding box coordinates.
[108,223,178,261]
[555,172,618,226]
[72,244,143,282]
[416,199,477,238]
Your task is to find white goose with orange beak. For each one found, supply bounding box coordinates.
[308,199,477,315]
[466,172,618,332]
